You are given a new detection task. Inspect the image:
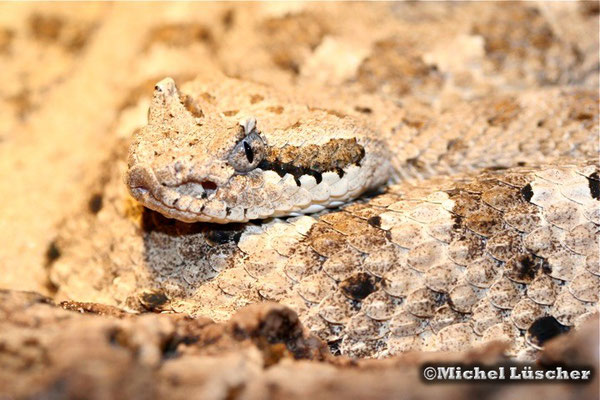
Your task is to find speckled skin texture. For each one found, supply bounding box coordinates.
[51,85,599,360]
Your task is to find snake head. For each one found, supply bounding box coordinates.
[127,77,391,223]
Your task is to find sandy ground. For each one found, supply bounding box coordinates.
[0,3,226,292]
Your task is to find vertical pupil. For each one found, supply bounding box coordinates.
[243,141,254,163]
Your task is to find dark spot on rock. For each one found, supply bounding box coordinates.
[266,106,284,114]
[221,9,235,30]
[335,168,345,178]
[340,272,377,301]
[527,316,570,347]
[88,193,103,214]
[29,13,94,52]
[521,183,534,202]
[580,1,600,16]
[139,291,169,312]
[223,110,239,117]
[7,88,36,121]
[29,13,64,41]
[517,161,527,166]
[144,23,213,51]
[249,94,264,104]
[402,116,426,129]
[45,240,61,265]
[354,106,372,114]
[200,92,215,103]
[484,165,510,171]
[367,216,381,228]
[537,119,545,127]
[587,172,599,200]
[0,28,15,54]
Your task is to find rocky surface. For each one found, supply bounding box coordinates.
[0,290,597,399]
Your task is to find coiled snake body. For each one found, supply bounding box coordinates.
[52,76,599,359]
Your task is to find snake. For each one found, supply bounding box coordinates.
[50,75,599,360]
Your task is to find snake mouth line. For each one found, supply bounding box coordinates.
[127,165,223,221]
[128,165,371,223]
[128,184,218,223]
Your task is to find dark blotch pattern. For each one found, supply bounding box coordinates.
[340,272,378,301]
[258,138,365,186]
[587,172,600,200]
[139,291,170,312]
[88,193,103,214]
[367,216,381,228]
[451,214,463,230]
[258,159,323,186]
[517,254,539,280]
[521,183,534,202]
[204,226,243,245]
[45,240,61,265]
[527,316,570,347]
[354,106,372,114]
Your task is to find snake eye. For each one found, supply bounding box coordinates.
[243,141,254,163]
[228,131,265,173]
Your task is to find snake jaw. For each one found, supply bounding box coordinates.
[126,162,234,223]
[126,158,383,224]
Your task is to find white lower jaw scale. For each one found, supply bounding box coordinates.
[174,195,194,211]
[299,204,326,214]
[309,182,331,202]
[329,177,349,197]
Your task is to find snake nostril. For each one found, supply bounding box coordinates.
[201,181,217,197]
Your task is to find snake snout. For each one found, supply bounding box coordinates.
[127,165,156,194]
